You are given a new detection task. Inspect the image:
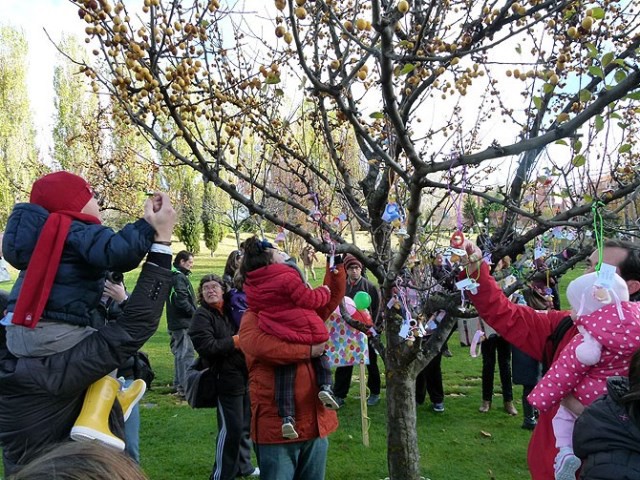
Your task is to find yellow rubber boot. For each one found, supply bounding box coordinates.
[117,379,146,421]
[70,376,125,451]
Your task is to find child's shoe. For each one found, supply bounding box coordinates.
[318,385,340,410]
[554,447,581,480]
[282,416,299,440]
[70,376,125,451]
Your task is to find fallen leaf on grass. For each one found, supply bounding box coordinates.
[480,430,492,438]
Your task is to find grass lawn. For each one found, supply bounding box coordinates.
[0,235,585,479]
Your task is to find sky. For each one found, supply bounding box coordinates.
[0,0,84,160]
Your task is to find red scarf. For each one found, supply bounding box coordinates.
[12,211,101,328]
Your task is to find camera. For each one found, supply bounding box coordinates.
[106,271,124,284]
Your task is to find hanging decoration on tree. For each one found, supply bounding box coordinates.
[308,192,322,223]
[591,201,616,304]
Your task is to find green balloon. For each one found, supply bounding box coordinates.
[353,291,372,311]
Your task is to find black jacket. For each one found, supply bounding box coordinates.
[574,376,640,479]
[0,262,171,476]
[165,266,197,331]
[189,301,248,396]
[3,203,155,327]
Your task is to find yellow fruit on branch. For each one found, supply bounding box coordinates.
[397,0,409,14]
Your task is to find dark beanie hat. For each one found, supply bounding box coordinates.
[30,171,93,213]
[344,254,363,270]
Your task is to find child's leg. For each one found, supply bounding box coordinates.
[275,364,297,419]
[314,354,340,410]
[275,364,299,439]
[553,404,581,480]
[313,353,333,388]
[5,322,96,357]
[553,404,578,450]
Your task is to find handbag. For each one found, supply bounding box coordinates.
[132,351,155,390]
[184,357,218,409]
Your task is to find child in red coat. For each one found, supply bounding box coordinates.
[241,237,339,439]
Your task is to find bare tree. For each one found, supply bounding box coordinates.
[68,0,640,477]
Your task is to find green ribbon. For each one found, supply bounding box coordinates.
[591,201,605,272]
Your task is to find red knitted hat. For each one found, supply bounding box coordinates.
[30,171,93,213]
[344,254,363,270]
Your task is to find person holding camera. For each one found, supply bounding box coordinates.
[1,171,162,452]
[166,250,197,398]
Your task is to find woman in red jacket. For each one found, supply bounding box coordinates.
[239,245,346,480]
[241,237,339,440]
[461,239,640,480]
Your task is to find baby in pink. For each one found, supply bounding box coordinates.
[528,270,640,480]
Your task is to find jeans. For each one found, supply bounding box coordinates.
[123,377,141,463]
[256,437,329,480]
[169,328,195,394]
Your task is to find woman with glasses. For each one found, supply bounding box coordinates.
[189,274,258,480]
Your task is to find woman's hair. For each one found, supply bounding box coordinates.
[621,348,640,424]
[237,236,276,282]
[223,250,243,280]
[173,250,193,269]
[197,273,226,305]
[9,441,147,480]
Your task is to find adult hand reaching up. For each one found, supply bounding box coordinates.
[144,193,177,242]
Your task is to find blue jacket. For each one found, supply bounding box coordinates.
[2,203,155,327]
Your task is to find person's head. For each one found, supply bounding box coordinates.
[586,240,640,297]
[224,249,244,279]
[239,236,285,275]
[173,251,194,271]
[8,441,147,480]
[566,271,629,318]
[30,171,100,221]
[344,254,363,282]
[198,274,225,306]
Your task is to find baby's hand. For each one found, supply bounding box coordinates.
[321,285,331,293]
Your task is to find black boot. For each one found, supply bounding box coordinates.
[521,396,537,430]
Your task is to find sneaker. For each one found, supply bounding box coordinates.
[241,467,260,477]
[335,397,346,408]
[281,417,299,440]
[442,349,453,358]
[318,389,340,410]
[432,403,445,413]
[521,420,537,431]
[367,394,380,406]
[554,449,581,480]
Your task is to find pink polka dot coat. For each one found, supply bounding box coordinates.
[528,302,640,412]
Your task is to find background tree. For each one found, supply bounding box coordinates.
[69,0,640,478]
[0,26,40,224]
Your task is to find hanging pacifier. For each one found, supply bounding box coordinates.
[592,285,612,304]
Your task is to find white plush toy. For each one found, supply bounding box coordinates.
[565,269,629,366]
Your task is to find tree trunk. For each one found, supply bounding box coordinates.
[386,361,422,480]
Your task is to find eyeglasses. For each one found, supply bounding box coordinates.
[202,284,222,292]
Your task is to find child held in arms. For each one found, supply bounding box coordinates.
[528,269,640,480]
[1,171,161,451]
[240,236,339,440]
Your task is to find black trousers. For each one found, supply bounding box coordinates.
[481,336,513,402]
[211,392,253,480]
[333,338,380,398]
[415,352,444,405]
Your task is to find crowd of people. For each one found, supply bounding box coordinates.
[1,170,640,480]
